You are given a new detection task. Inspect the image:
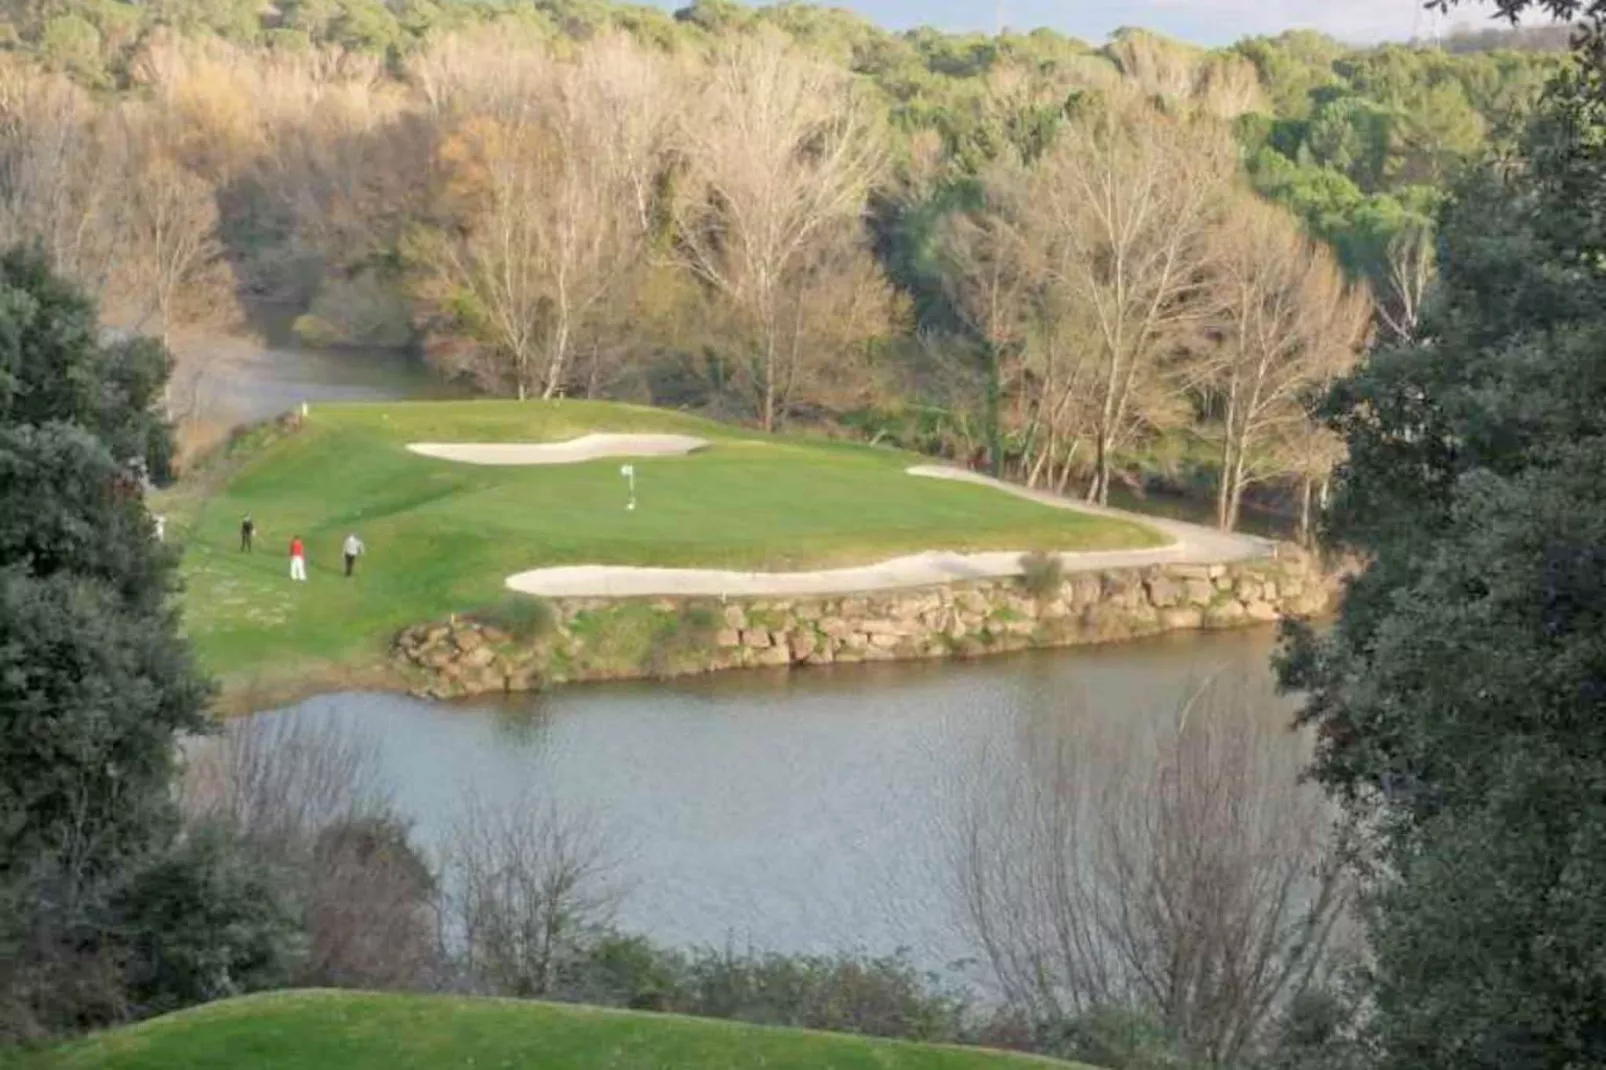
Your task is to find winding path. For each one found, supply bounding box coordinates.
[498,463,1274,600]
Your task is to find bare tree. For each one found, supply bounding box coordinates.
[1280,418,1348,548]
[180,710,391,852]
[1378,219,1435,345]
[951,678,1352,1066]
[1208,195,1373,532]
[1033,96,1237,504]
[116,148,228,351]
[444,790,623,998]
[102,107,244,427]
[417,33,673,399]
[934,156,1036,478]
[0,62,124,296]
[672,31,886,431]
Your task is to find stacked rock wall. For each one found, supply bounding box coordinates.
[394,547,1340,700]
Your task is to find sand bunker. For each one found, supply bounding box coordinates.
[407,433,708,466]
[507,548,1184,599]
[504,465,1276,598]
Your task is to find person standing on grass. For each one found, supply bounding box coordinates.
[289,535,307,582]
[240,514,255,552]
[342,532,365,578]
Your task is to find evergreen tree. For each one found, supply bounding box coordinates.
[0,248,214,1037]
[1281,64,1606,1070]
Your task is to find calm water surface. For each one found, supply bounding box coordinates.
[210,345,466,425]
[258,628,1295,969]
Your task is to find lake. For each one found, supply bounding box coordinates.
[250,627,1297,973]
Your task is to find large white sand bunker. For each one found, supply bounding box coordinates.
[407,433,708,466]
[506,548,1184,599]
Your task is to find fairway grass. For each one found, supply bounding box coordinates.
[161,400,1161,695]
[10,991,1082,1070]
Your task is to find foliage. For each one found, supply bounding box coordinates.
[118,824,302,1017]
[1016,550,1063,601]
[0,248,174,483]
[473,595,556,643]
[1278,60,1606,1070]
[0,249,210,1038]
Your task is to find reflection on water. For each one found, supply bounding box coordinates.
[208,345,467,426]
[258,628,1295,969]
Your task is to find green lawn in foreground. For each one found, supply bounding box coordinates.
[9,991,1081,1070]
[162,399,1161,687]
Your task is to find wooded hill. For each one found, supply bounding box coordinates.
[0,0,1566,529]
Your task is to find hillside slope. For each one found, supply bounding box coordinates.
[12,991,1084,1070]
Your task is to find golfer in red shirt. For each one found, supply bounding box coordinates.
[289,536,307,582]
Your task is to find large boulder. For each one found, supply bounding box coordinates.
[1144,574,1182,608]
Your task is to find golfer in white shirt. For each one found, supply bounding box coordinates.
[342,533,365,578]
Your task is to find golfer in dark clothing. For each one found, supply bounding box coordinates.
[240,514,255,552]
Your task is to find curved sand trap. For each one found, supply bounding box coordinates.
[504,465,1276,599]
[407,433,707,466]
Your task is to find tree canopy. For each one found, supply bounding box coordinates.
[0,247,215,1037]
[1280,60,1606,1070]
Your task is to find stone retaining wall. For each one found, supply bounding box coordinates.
[393,546,1341,701]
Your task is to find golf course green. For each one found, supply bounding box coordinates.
[9,990,1082,1070]
[163,400,1160,697]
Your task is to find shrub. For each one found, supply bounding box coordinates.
[474,595,556,643]
[118,823,303,1018]
[302,816,440,990]
[669,948,966,1042]
[1017,550,1064,601]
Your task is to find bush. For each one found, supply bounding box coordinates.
[1017,550,1064,601]
[474,595,556,642]
[667,948,966,1042]
[559,934,680,1012]
[302,816,439,990]
[118,823,302,1018]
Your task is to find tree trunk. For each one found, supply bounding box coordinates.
[760,319,778,433]
[1217,438,1235,531]
[1088,434,1112,506]
[1027,442,1050,489]
[540,313,570,400]
[1298,475,1314,547]
[985,342,1002,479]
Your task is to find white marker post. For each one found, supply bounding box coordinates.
[620,464,636,512]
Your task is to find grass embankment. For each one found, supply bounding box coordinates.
[160,399,1160,701]
[10,991,1081,1070]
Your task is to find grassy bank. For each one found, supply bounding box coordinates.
[10,991,1080,1070]
[158,400,1160,695]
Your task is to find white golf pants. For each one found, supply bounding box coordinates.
[290,554,307,582]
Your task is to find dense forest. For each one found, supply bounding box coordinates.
[0,0,1568,528]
